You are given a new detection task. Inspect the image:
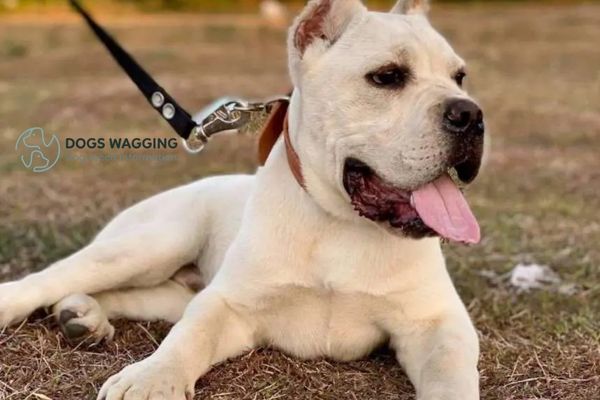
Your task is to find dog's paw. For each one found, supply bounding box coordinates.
[418,388,478,400]
[53,294,114,343]
[98,356,194,400]
[0,281,41,328]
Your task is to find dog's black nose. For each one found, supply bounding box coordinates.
[443,98,484,136]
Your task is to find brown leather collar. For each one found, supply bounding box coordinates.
[258,100,306,189]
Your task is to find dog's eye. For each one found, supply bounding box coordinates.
[367,66,410,88]
[454,70,466,87]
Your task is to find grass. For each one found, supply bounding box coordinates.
[1,3,599,399]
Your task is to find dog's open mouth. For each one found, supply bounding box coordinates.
[343,158,481,244]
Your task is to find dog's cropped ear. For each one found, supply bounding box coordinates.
[289,0,366,82]
[390,0,430,15]
[292,0,365,55]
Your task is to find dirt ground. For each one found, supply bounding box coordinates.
[0,3,599,400]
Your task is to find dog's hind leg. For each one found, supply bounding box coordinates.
[0,222,202,328]
[53,279,195,343]
[0,175,253,330]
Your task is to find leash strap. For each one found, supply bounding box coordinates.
[69,0,197,140]
[69,0,300,182]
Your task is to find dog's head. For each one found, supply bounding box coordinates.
[287,0,485,244]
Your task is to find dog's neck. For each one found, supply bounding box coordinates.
[258,98,306,190]
[257,93,361,224]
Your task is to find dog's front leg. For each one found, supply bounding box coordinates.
[390,312,480,400]
[98,288,255,400]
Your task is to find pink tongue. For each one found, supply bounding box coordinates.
[411,174,481,244]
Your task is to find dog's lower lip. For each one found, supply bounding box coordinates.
[342,158,481,240]
[343,158,431,237]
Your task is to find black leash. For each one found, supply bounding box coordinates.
[70,0,287,153]
[69,0,196,140]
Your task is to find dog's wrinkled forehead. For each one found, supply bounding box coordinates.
[289,0,464,84]
[356,14,463,73]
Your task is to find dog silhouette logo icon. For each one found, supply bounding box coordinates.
[15,127,61,173]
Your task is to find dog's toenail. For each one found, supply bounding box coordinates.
[59,309,78,324]
[64,322,89,339]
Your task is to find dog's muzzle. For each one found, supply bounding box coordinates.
[342,100,486,244]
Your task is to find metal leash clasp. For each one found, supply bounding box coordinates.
[183,100,249,154]
[183,95,290,154]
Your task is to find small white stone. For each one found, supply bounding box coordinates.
[509,263,561,291]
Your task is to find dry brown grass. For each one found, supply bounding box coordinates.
[1,3,599,400]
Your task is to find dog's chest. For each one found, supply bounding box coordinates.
[259,285,389,361]
[302,226,416,295]
[252,215,443,360]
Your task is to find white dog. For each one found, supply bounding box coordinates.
[0,1,486,399]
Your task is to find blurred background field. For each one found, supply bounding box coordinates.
[1,0,600,13]
[0,0,599,399]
